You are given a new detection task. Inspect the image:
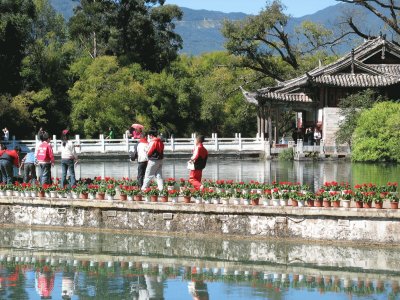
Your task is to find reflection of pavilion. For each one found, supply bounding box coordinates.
[130,275,165,300]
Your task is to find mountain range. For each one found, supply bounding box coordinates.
[50,0,387,55]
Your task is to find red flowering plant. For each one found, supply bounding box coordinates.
[248,180,261,189]
[380,182,398,193]
[119,185,128,195]
[165,178,176,186]
[224,180,234,189]
[264,189,272,199]
[315,189,328,201]
[180,187,195,197]
[339,182,350,191]
[179,178,187,187]
[279,181,292,191]
[87,184,99,195]
[125,186,141,196]
[43,183,57,192]
[215,180,225,189]
[168,189,179,197]
[144,187,159,196]
[387,193,399,203]
[328,191,340,202]
[0,183,6,191]
[271,188,280,199]
[322,181,341,191]
[342,189,353,200]
[233,189,243,199]
[106,184,116,196]
[200,188,213,201]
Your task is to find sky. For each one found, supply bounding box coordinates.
[165,0,338,17]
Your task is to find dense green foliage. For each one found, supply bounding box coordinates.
[335,89,384,146]
[352,102,400,163]
[278,149,294,161]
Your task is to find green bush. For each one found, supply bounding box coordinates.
[352,101,400,162]
[278,148,294,161]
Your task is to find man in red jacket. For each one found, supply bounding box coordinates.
[188,135,208,189]
[0,145,21,184]
[141,130,164,191]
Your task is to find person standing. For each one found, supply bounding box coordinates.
[0,145,21,184]
[141,130,164,191]
[106,127,115,139]
[21,148,37,183]
[2,127,9,142]
[60,130,77,188]
[0,143,6,183]
[36,132,55,185]
[136,133,148,188]
[314,127,322,145]
[188,135,208,190]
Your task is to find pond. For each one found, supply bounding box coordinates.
[51,159,400,189]
[0,227,399,299]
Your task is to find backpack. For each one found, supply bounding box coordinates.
[129,143,138,162]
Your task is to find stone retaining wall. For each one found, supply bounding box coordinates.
[1,197,400,244]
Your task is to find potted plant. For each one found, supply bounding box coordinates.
[354,190,363,208]
[262,189,271,206]
[329,191,340,208]
[78,185,88,200]
[70,186,80,199]
[88,184,98,200]
[341,189,353,208]
[211,190,221,204]
[165,178,176,190]
[373,192,384,209]
[159,189,169,202]
[232,189,242,205]
[180,188,192,203]
[119,185,128,201]
[280,190,290,206]
[304,191,314,207]
[314,190,325,207]
[221,191,231,205]
[0,183,6,197]
[192,189,202,204]
[97,185,107,200]
[388,193,399,209]
[148,188,159,202]
[290,191,299,207]
[106,185,116,201]
[131,187,142,201]
[242,192,251,206]
[168,189,179,203]
[250,192,259,206]
[363,192,374,208]
[271,188,280,206]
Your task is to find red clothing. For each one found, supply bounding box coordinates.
[37,272,54,298]
[36,141,54,164]
[191,143,208,170]
[1,150,20,167]
[147,137,164,160]
[189,170,203,189]
[133,130,141,139]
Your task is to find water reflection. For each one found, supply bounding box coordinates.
[52,159,400,190]
[0,228,400,299]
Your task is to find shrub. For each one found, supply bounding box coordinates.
[278,149,294,161]
[352,102,400,162]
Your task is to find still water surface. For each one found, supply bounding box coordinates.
[52,159,400,189]
[0,227,399,299]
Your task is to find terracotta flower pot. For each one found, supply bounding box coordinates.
[97,193,105,200]
[161,196,168,202]
[251,198,259,206]
[364,201,372,208]
[332,200,340,208]
[291,199,298,207]
[375,202,383,209]
[38,191,45,198]
[315,200,322,207]
[80,193,89,200]
[183,196,191,203]
[307,199,314,207]
[391,202,399,209]
[355,201,363,208]
[150,195,158,202]
[120,194,127,201]
[134,195,142,201]
[323,200,331,208]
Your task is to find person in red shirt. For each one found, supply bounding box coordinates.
[36,132,55,185]
[188,136,208,190]
[141,130,164,191]
[0,145,21,184]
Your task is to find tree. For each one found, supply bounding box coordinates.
[221,0,336,81]
[0,0,36,95]
[335,89,384,146]
[69,0,183,72]
[69,56,149,137]
[352,101,400,162]
[336,0,400,42]
[115,0,183,71]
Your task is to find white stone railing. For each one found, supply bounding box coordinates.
[11,133,266,153]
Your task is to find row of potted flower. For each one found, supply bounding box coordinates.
[0,179,398,208]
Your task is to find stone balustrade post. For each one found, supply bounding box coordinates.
[52,135,58,153]
[264,140,271,160]
[319,139,325,158]
[171,134,175,152]
[214,133,219,151]
[100,134,105,153]
[238,133,242,151]
[75,134,81,153]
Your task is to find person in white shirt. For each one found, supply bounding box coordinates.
[136,133,148,188]
[2,128,9,141]
[60,130,77,188]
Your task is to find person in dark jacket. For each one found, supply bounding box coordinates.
[0,145,21,184]
[141,130,164,191]
[188,135,208,190]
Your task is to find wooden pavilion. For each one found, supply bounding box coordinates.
[241,36,400,146]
